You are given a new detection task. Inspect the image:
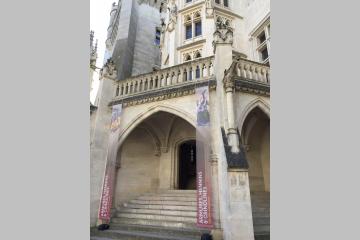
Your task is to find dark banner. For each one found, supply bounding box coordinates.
[196,86,213,228]
[98,104,122,222]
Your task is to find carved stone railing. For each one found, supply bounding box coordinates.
[235,58,270,84]
[111,56,214,105]
[232,58,270,96]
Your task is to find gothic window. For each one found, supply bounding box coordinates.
[252,18,270,64]
[215,0,229,8]
[186,25,192,39]
[189,68,193,80]
[258,31,266,44]
[184,53,192,62]
[194,51,201,59]
[186,0,192,3]
[195,66,200,79]
[195,21,202,36]
[184,11,202,41]
[194,12,202,37]
[155,28,161,45]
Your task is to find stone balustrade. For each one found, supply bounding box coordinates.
[235,58,270,84]
[113,56,214,98]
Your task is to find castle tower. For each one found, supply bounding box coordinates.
[103,0,166,80]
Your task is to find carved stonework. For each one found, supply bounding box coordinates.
[110,79,217,108]
[223,61,238,91]
[205,0,214,18]
[213,28,233,44]
[100,58,117,80]
[213,16,233,50]
[167,0,177,32]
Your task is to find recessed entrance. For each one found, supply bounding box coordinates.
[178,140,196,190]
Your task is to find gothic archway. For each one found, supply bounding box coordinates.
[113,109,196,207]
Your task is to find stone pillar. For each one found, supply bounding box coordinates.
[213,21,239,153]
[223,63,240,153]
[210,154,223,240]
[228,169,255,240]
[90,59,117,227]
[213,19,255,240]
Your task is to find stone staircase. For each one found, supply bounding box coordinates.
[251,191,270,240]
[91,190,210,240]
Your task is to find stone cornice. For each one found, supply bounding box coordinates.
[234,77,270,96]
[109,78,216,107]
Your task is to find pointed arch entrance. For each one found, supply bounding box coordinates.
[112,109,197,207]
[241,107,270,192]
[241,105,270,236]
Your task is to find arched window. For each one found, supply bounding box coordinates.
[194,51,201,59]
[195,66,200,79]
[184,54,192,62]
[194,12,202,37]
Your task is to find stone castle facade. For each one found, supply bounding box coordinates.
[90,1,270,239]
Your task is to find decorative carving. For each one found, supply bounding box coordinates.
[223,61,238,91]
[110,80,216,107]
[213,17,233,52]
[205,0,214,18]
[167,0,177,32]
[100,58,117,80]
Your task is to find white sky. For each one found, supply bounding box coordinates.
[90,0,115,104]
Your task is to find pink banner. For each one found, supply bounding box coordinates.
[98,104,122,222]
[196,86,213,228]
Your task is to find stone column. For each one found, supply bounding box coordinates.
[223,63,240,153]
[213,20,255,240]
[228,169,255,240]
[90,59,117,227]
[213,22,239,153]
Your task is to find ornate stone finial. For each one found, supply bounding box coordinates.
[100,58,117,80]
[223,61,238,91]
[213,17,234,52]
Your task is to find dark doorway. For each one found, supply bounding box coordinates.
[178,140,196,190]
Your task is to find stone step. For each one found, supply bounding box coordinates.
[252,207,270,213]
[252,212,270,218]
[165,190,197,194]
[143,194,196,198]
[251,202,270,207]
[124,203,196,211]
[253,217,270,225]
[130,200,197,206]
[91,228,199,240]
[111,217,196,229]
[116,213,196,223]
[119,207,196,217]
[108,223,209,237]
[255,233,270,240]
[253,224,270,233]
[137,196,196,202]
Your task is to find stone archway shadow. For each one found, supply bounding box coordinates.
[114,104,197,156]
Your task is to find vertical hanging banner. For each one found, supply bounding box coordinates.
[196,86,213,228]
[98,104,122,223]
